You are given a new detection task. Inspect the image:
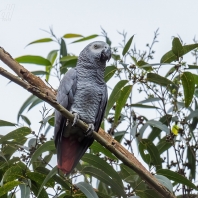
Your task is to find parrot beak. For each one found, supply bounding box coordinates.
[100,47,111,62]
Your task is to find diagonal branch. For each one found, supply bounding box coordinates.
[0,47,176,198]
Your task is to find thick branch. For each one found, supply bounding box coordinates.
[0,47,56,99]
[0,48,176,198]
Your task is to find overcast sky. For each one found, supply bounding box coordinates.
[1,0,198,133]
[1,1,198,196]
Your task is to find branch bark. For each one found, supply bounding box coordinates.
[0,47,176,198]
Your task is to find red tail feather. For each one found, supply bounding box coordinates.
[57,137,78,174]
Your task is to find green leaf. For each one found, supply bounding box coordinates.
[3,165,23,182]
[105,80,128,116]
[182,43,198,56]
[114,85,132,124]
[140,139,162,170]
[160,50,177,63]
[60,58,78,74]
[104,65,117,82]
[19,184,30,198]
[187,65,198,69]
[146,120,170,134]
[26,38,53,46]
[17,94,38,121]
[172,37,184,59]
[97,181,113,197]
[147,73,174,87]
[82,166,126,198]
[90,141,117,160]
[181,72,195,107]
[47,50,57,65]
[76,182,98,198]
[154,175,173,192]
[137,60,152,71]
[187,146,196,179]
[0,127,31,144]
[0,120,16,127]
[72,34,98,43]
[30,180,48,198]
[37,166,58,196]
[15,55,51,66]
[122,35,134,56]
[0,151,8,162]
[82,154,123,189]
[60,56,78,62]
[0,181,21,197]
[141,63,174,68]
[148,114,172,141]
[136,189,160,198]
[187,109,198,120]
[20,115,31,126]
[38,152,53,167]
[30,141,55,164]
[119,164,138,183]
[0,157,20,169]
[63,33,83,38]
[161,44,198,63]
[60,38,67,57]
[27,172,55,188]
[36,167,70,190]
[97,191,111,198]
[193,74,198,85]
[138,141,151,165]
[58,194,74,198]
[130,104,160,109]
[137,60,148,67]
[157,169,198,190]
[28,98,43,111]
[1,145,18,161]
[137,98,161,104]
[111,54,120,61]
[156,137,172,154]
[46,50,58,81]
[40,115,54,130]
[48,116,54,126]
[114,131,126,143]
[165,66,176,77]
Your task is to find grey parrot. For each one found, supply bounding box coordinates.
[54,41,111,174]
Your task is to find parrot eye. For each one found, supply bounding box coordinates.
[93,44,98,49]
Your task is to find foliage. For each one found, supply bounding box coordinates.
[1,27,198,197]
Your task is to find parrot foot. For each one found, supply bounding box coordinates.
[71,112,80,126]
[85,124,94,137]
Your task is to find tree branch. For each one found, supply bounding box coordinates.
[0,47,176,198]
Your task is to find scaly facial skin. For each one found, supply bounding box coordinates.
[88,41,111,62]
[77,41,111,68]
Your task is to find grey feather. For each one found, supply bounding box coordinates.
[54,41,111,174]
[54,68,77,144]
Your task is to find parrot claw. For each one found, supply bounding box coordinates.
[85,124,94,137]
[71,112,80,126]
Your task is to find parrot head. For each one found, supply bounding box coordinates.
[78,41,111,66]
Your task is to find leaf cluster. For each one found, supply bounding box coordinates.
[1,28,198,197]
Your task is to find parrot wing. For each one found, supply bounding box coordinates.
[54,73,108,174]
[54,68,77,167]
[94,85,108,132]
[63,85,108,174]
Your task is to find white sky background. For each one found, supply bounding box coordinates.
[0,0,198,195]
[1,0,198,132]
